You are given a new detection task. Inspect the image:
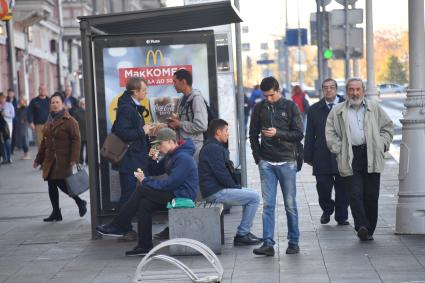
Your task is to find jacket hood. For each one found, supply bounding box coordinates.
[186,89,203,102]
[172,138,196,156]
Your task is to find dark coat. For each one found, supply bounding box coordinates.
[143,139,198,201]
[199,138,240,199]
[73,107,86,142]
[304,96,344,175]
[113,91,149,174]
[249,98,304,164]
[35,111,80,180]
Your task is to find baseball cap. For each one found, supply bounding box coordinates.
[151,127,177,144]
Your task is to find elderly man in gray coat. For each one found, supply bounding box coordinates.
[325,78,393,242]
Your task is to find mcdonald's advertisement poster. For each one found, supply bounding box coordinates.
[102,44,210,130]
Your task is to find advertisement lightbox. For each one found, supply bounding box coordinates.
[93,31,218,211]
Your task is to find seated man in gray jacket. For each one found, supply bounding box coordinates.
[199,119,262,246]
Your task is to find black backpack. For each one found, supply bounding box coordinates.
[187,98,218,139]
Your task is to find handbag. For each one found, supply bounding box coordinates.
[66,164,89,197]
[100,132,129,164]
[225,160,242,185]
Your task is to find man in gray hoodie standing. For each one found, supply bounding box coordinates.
[167,69,208,161]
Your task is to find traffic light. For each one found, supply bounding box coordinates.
[323,49,333,59]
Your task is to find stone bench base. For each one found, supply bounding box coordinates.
[168,203,224,255]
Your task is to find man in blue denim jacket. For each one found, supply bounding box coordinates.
[199,119,262,247]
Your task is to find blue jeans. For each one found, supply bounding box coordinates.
[3,139,11,162]
[259,160,299,246]
[205,188,260,236]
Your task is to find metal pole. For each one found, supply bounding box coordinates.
[5,20,18,95]
[297,0,303,85]
[57,0,64,91]
[344,0,350,81]
[322,3,329,80]
[396,0,425,234]
[352,2,359,77]
[365,0,378,97]
[233,0,247,187]
[23,28,30,100]
[284,0,290,96]
[80,21,101,239]
[316,0,323,95]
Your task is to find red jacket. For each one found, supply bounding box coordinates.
[292,92,306,113]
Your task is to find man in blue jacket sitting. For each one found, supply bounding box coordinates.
[199,119,262,246]
[96,128,199,256]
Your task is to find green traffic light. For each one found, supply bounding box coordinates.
[323,49,333,59]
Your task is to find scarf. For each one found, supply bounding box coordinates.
[47,109,65,123]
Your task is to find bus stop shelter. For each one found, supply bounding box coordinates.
[78,1,242,239]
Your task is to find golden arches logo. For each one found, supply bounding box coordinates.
[146,50,164,66]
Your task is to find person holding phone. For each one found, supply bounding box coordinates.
[249,77,304,256]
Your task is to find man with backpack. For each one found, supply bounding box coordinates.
[249,77,304,256]
[167,69,209,161]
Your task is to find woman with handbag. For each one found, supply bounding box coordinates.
[33,92,87,222]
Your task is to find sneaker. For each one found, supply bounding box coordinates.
[368,235,374,241]
[22,154,31,160]
[234,233,262,246]
[286,243,300,254]
[320,213,331,224]
[357,226,369,241]
[96,224,127,237]
[118,230,137,242]
[253,244,275,256]
[337,220,350,226]
[125,246,151,257]
[153,226,169,240]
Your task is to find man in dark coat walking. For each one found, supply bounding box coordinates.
[113,77,153,207]
[304,78,349,225]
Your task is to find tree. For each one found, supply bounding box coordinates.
[382,55,407,84]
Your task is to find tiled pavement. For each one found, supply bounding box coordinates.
[1,147,425,282]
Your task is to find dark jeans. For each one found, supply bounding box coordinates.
[47,179,84,211]
[79,140,88,164]
[118,172,137,207]
[343,145,380,235]
[315,174,349,222]
[112,185,172,249]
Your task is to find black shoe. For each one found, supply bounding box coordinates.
[337,220,350,226]
[320,213,331,224]
[253,244,275,256]
[153,227,169,240]
[286,243,300,254]
[357,226,369,241]
[368,235,374,241]
[234,233,262,246]
[125,246,151,257]
[43,209,63,222]
[96,224,127,237]
[78,200,87,217]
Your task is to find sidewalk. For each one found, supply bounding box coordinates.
[1,147,425,282]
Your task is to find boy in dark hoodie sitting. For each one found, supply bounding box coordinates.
[96,128,198,256]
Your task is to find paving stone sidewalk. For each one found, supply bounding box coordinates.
[1,147,425,283]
